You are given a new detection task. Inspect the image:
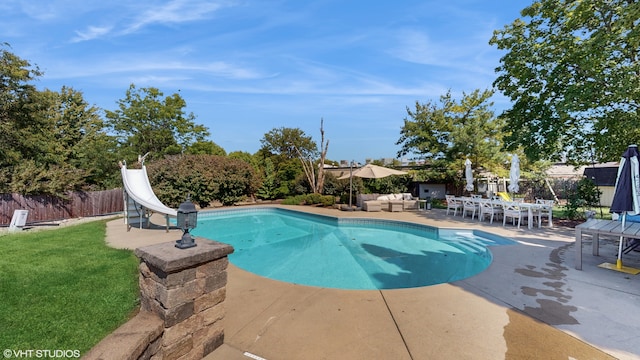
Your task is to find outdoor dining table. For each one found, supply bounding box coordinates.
[454,197,553,229]
[517,202,553,229]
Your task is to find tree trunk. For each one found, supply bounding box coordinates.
[316,118,329,194]
[296,118,329,194]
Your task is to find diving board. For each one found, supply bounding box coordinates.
[120,162,177,231]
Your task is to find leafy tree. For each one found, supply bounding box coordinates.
[18,87,118,193]
[260,122,330,195]
[260,127,317,160]
[256,158,278,200]
[363,176,410,196]
[228,151,259,169]
[490,0,640,163]
[105,84,210,162]
[259,127,318,197]
[320,171,340,196]
[0,44,42,192]
[396,89,506,181]
[274,159,304,197]
[228,151,268,197]
[565,177,602,220]
[186,140,226,156]
[0,44,117,194]
[229,150,263,183]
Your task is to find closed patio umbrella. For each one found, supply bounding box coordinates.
[465,159,474,192]
[508,154,520,194]
[606,144,640,272]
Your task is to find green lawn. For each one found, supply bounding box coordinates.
[0,221,139,355]
[551,206,613,221]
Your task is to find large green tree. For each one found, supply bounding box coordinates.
[259,127,318,160]
[490,0,640,163]
[186,140,226,156]
[1,44,117,194]
[13,87,117,193]
[258,127,319,197]
[0,44,41,191]
[396,89,506,180]
[105,84,210,162]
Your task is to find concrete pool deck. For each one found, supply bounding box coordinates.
[106,205,640,360]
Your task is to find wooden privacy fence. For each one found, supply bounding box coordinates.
[0,189,124,226]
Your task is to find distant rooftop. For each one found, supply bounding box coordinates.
[546,163,587,178]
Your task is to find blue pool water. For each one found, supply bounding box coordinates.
[192,208,515,290]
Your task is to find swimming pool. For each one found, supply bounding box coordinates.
[192,207,515,290]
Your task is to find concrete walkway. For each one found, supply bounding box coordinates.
[106,205,640,360]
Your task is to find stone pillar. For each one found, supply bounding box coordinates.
[135,239,233,360]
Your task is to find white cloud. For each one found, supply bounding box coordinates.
[392,28,485,68]
[72,25,113,42]
[66,1,234,42]
[13,1,113,21]
[42,55,267,85]
[124,0,229,34]
[17,2,66,21]
[128,75,191,85]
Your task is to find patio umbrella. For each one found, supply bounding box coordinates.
[465,159,474,192]
[605,144,640,273]
[339,163,408,179]
[338,164,408,208]
[507,154,520,194]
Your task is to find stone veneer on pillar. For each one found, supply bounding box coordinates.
[135,239,234,360]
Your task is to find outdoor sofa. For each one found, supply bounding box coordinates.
[357,193,419,212]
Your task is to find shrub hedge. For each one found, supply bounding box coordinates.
[147,154,260,208]
[282,194,336,207]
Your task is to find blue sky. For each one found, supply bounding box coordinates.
[1,0,529,163]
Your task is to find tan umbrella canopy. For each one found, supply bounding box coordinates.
[339,164,408,209]
[338,163,407,179]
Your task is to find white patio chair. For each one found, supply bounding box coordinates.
[462,197,480,220]
[479,199,503,224]
[533,198,554,227]
[445,195,462,216]
[502,201,528,228]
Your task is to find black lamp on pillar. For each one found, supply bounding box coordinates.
[175,196,198,249]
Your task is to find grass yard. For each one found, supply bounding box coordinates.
[0,221,139,355]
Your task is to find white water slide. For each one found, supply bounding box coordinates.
[120,163,176,231]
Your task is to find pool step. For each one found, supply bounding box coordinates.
[447,236,488,254]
